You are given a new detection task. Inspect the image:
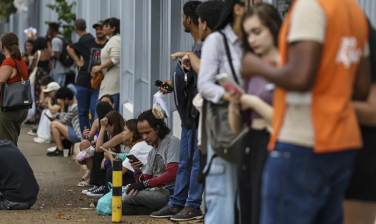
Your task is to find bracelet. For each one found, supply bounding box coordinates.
[143,180,151,189]
[134,169,142,176]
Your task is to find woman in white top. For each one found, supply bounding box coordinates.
[92,18,121,111]
[103,119,152,194]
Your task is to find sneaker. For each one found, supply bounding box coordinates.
[170,207,204,221]
[82,186,99,195]
[86,186,105,197]
[46,148,63,157]
[123,204,155,216]
[34,137,51,144]
[28,129,37,136]
[47,146,58,152]
[150,205,183,219]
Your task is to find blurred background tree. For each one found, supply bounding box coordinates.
[45,0,76,41]
[0,0,17,21]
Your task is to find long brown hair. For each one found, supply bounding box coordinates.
[105,111,125,153]
[241,3,282,53]
[1,32,22,60]
[124,119,143,148]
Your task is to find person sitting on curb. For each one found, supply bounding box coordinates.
[0,140,39,210]
[47,87,82,156]
[122,109,180,215]
[34,80,61,144]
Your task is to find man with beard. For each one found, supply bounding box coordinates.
[67,20,107,134]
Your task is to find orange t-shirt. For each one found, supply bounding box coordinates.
[269,0,368,153]
[0,57,29,84]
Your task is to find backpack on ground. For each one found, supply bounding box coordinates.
[56,37,74,68]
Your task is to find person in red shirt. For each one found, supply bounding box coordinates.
[0,32,29,145]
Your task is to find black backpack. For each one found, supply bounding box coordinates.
[56,37,74,68]
[172,51,201,130]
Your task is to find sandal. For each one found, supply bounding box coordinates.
[82,171,90,180]
[77,181,92,187]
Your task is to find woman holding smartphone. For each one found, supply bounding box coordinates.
[227,4,281,224]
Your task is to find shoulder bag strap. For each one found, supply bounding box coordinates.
[218,31,240,85]
[10,58,24,81]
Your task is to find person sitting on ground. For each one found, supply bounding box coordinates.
[0,140,39,210]
[47,87,82,156]
[122,109,180,215]
[81,100,114,194]
[34,80,61,144]
[77,96,115,187]
[102,119,153,195]
[83,111,125,197]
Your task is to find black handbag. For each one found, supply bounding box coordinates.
[0,58,33,112]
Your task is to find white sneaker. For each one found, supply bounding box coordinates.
[34,137,51,144]
[47,146,57,152]
[28,130,37,136]
[82,185,98,195]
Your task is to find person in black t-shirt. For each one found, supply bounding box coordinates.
[67,19,107,134]
[0,140,39,210]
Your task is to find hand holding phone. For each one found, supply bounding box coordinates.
[224,82,242,96]
[126,154,140,162]
[154,80,174,93]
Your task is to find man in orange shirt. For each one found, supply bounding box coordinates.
[242,0,370,223]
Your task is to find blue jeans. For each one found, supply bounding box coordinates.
[76,86,99,133]
[168,126,203,208]
[51,73,66,87]
[204,142,238,224]
[261,142,357,224]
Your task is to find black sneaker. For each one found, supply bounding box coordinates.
[46,148,63,157]
[150,205,183,219]
[122,204,155,215]
[82,186,98,195]
[170,207,203,221]
[86,186,105,197]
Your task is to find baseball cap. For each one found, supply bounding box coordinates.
[93,20,104,29]
[43,82,60,93]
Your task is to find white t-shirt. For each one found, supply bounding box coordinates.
[122,141,152,172]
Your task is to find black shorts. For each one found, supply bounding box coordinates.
[345,126,376,201]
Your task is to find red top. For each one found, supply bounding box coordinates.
[0,57,28,84]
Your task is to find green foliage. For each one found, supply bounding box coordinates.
[45,0,76,41]
[0,0,17,20]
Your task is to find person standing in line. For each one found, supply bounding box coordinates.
[48,23,70,87]
[91,18,121,112]
[0,32,30,145]
[197,0,246,223]
[67,19,107,133]
[152,1,225,221]
[241,0,370,223]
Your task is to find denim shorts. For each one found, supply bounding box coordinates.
[68,126,80,143]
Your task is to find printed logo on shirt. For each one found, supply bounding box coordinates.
[87,48,102,73]
[336,37,363,68]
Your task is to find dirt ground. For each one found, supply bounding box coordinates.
[0,126,203,224]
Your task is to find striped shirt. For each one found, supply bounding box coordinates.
[59,103,82,141]
[197,24,243,103]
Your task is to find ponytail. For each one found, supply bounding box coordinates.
[8,44,22,60]
[0,32,22,60]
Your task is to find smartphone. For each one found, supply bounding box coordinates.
[126,154,140,162]
[44,113,54,121]
[216,73,245,94]
[154,80,174,93]
[224,82,242,96]
[100,146,117,155]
